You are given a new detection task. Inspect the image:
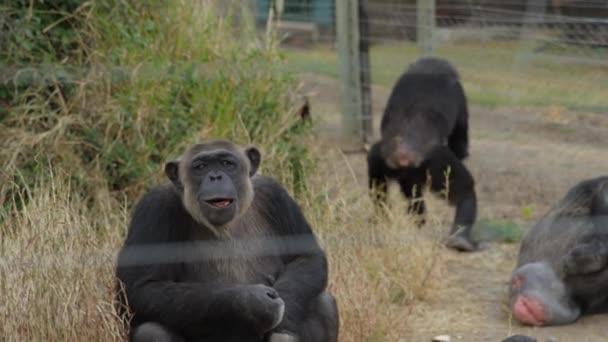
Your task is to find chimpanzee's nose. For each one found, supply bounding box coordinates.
[266,289,279,299]
[209,172,223,181]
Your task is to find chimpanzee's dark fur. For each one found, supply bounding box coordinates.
[367,57,478,251]
[115,140,339,342]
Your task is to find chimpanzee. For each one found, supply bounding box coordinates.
[115,140,339,342]
[367,57,477,251]
[507,175,608,328]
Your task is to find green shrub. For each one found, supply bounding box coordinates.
[1,0,87,63]
[1,0,312,213]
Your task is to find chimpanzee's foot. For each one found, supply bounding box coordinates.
[445,232,478,252]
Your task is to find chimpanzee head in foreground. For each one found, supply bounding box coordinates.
[508,262,581,326]
[379,113,447,169]
[164,140,261,235]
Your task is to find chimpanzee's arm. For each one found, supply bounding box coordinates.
[563,183,608,276]
[591,183,608,228]
[367,142,389,205]
[117,272,251,337]
[255,178,329,335]
[563,234,608,276]
[447,81,470,160]
[425,146,478,251]
[116,187,276,338]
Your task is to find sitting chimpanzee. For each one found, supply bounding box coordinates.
[115,140,339,342]
[367,57,478,251]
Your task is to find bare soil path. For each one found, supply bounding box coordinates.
[299,73,608,342]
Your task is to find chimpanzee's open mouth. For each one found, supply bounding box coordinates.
[205,199,234,208]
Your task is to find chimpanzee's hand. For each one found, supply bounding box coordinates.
[563,242,607,276]
[235,284,285,335]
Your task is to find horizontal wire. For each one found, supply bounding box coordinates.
[3,218,606,270]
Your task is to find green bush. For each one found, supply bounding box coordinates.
[0,0,312,212]
[1,0,87,63]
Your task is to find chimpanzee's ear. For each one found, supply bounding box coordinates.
[245,147,261,177]
[164,160,181,187]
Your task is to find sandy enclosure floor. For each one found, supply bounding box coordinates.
[298,73,608,341]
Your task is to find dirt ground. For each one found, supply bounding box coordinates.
[298,73,608,342]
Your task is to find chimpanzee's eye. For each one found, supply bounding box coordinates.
[220,160,235,168]
[193,161,207,171]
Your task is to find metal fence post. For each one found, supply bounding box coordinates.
[417,0,435,57]
[336,0,364,146]
[359,0,373,145]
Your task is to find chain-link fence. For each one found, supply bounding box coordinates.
[257,0,608,146]
[2,2,608,340]
[254,4,608,339]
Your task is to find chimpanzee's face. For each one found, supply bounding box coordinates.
[183,149,245,227]
[509,262,580,326]
[164,140,260,234]
[380,115,444,169]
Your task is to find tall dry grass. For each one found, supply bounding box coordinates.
[306,146,445,342]
[1,169,126,341]
[0,144,445,341]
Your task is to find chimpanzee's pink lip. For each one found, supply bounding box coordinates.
[204,199,234,208]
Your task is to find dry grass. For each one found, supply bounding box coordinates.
[0,141,447,341]
[0,170,126,341]
[305,144,446,341]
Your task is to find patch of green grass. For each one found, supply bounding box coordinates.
[283,40,608,111]
[473,218,526,243]
[281,49,340,78]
